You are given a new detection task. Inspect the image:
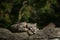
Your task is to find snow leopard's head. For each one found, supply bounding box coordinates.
[27,23,38,34]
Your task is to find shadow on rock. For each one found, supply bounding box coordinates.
[0,28,15,40]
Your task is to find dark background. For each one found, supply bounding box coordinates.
[0,0,60,29]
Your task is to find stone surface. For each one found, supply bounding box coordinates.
[55,28,60,37]
[49,38,59,40]
[43,23,57,38]
[29,30,48,40]
[0,28,14,40]
[13,32,29,40]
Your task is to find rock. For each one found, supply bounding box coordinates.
[0,28,14,40]
[29,30,48,40]
[43,23,57,38]
[55,28,60,37]
[13,32,29,40]
[49,38,59,40]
